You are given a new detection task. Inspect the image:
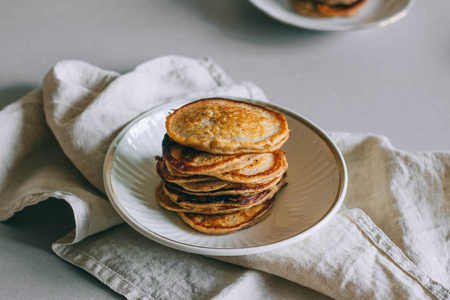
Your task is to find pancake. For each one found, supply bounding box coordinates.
[166,98,290,154]
[176,179,231,192]
[291,0,367,18]
[155,157,216,183]
[316,0,367,17]
[291,0,326,17]
[166,175,284,196]
[176,179,239,193]
[212,150,288,184]
[177,196,276,235]
[161,149,288,185]
[162,134,264,175]
[155,182,247,214]
[164,159,196,177]
[163,182,280,211]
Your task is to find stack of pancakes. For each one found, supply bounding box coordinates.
[291,0,367,18]
[155,98,290,235]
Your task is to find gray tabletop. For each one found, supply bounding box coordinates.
[1,1,448,299]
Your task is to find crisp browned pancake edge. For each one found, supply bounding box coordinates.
[177,196,276,235]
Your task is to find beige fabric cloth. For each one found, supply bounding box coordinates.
[0,56,449,300]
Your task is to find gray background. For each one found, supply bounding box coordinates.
[0,0,448,299]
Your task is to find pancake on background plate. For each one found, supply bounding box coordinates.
[291,0,368,18]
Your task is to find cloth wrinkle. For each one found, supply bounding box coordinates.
[345,209,449,299]
[53,244,153,300]
[198,57,233,87]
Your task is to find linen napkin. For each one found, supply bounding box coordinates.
[0,56,449,300]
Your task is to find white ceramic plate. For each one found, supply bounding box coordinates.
[103,98,347,256]
[248,0,415,31]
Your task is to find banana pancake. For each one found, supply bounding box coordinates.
[155,157,216,183]
[175,179,240,193]
[156,158,266,192]
[177,196,276,235]
[212,150,288,184]
[164,160,197,177]
[155,183,246,214]
[162,182,281,211]
[162,150,288,185]
[166,98,290,154]
[162,134,265,175]
[166,175,283,196]
[157,158,231,191]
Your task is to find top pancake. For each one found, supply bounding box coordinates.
[166,98,290,154]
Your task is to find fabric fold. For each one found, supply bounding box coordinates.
[1,56,449,300]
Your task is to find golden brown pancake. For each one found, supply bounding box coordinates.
[160,148,288,185]
[155,157,216,183]
[166,175,283,196]
[177,197,276,235]
[164,159,198,177]
[175,179,241,193]
[155,182,248,214]
[162,134,264,175]
[166,98,290,154]
[212,150,288,184]
[291,0,367,18]
[162,182,280,211]
[158,156,284,192]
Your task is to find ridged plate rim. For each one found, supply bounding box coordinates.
[103,98,348,256]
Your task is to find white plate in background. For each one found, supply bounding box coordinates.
[248,0,415,31]
[103,98,348,256]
